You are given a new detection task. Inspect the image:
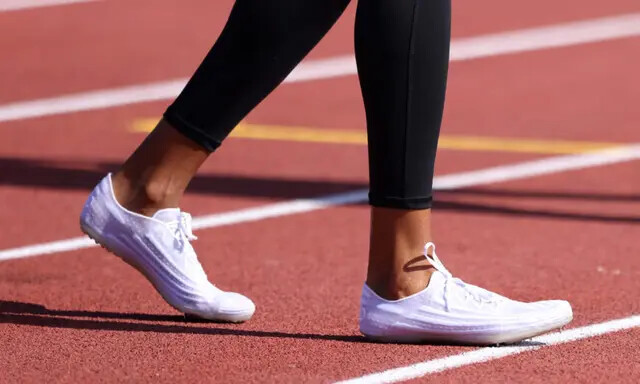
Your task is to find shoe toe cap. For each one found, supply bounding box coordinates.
[213,292,256,322]
[531,299,573,322]
[186,291,255,322]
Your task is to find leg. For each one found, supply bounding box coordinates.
[356,0,450,300]
[356,0,573,344]
[112,119,208,217]
[81,0,351,321]
[367,208,434,299]
[113,0,351,215]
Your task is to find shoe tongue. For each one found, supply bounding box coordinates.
[427,269,447,288]
[152,208,181,223]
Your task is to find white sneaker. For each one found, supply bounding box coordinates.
[79,174,255,322]
[360,243,572,344]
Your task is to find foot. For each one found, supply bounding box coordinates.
[359,243,572,344]
[79,174,255,322]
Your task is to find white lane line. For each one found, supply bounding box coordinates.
[1,13,639,123]
[0,0,96,12]
[433,144,640,190]
[335,315,640,384]
[1,143,639,262]
[0,80,187,124]
[449,12,640,61]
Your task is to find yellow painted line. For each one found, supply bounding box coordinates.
[132,119,619,155]
[132,119,366,144]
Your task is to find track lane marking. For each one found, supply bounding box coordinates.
[335,315,640,384]
[1,143,639,262]
[0,13,639,123]
[133,120,621,154]
[0,0,97,12]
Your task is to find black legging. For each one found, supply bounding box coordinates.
[164,0,451,209]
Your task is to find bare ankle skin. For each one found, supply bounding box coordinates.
[366,207,436,300]
[111,119,209,217]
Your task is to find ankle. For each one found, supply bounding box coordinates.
[111,172,183,216]
[366,267,435,300]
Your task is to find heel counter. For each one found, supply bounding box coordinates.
[359,284,375,330]
[80,175,111,231]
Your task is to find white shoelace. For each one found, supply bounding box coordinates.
[177,212,198,241]
[166,212,198,242]
[165,212,209,281]
[424,242,499,311]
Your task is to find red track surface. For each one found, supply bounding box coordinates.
[1,1,639,382]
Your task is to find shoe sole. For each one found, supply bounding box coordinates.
[80,220,253,323]
[361,314,573,345]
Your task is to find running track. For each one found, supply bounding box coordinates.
[0,1,639,382]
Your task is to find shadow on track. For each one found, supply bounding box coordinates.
[0,157,363,200]
[1,156,637,224]
[441,188,640,203]
[433,200,640,224]
[0,300,546,347]
[0,300,367,343]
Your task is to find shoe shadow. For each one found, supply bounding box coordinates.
[0,301,547,347]
[0,300,367,343]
